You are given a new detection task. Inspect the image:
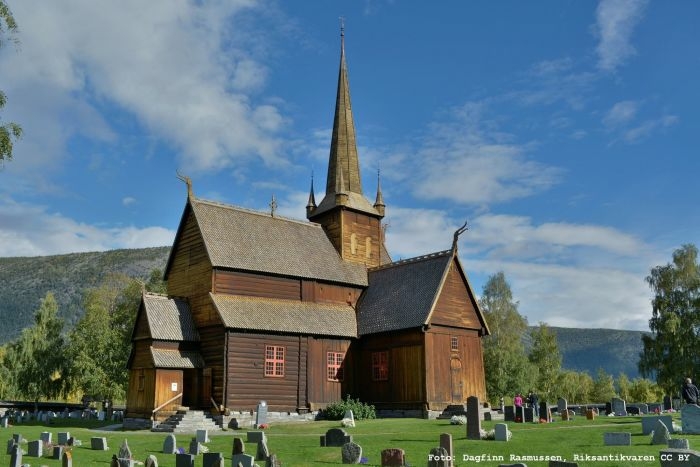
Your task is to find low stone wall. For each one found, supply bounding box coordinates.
[122,417,154,430]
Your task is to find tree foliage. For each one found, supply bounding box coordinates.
[529,322,562,402]
[480,272,535,404]
[0,0,22,162]
[639,244,700,395]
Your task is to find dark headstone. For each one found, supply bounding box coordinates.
[58,431,70,445]
[11,433,22,443]
[255,401,268,428]
[504,405,515,422]
[9,444,22,467]
[495,423,510,441]
[557,398,567,414]
[6,439,16,455]
[231,453,255,467]
[611,397,627,416]
[256,438,269,461]
[53,445,64,460]
[246,431,266,443]
[175,453,195,467]
[323,428,351,447]
[439,433,453,466]
[203,452,225,467]
[341,441,362,464]
[466,396,481,440]
[381,448,405,466]
[145,454,159,467]
[119,439,133,467]
[196,429,210,444]
[40,431,52,443]
[189,437,202,455]
[605,401,612,415]
[91,436,109,450]
[163,434,177,454]
[649,402,662,413]
[515,405,525,423]
[111,454,120,467]
[524,407,534,423]
[664,395,673,411]
[28,439,43,457]
[603,432,631,446]
[266,453,281,467]
[668,439,691,450]
[232,437,245,455]
[62,450,73,467]
[228,418,239,429]
[428,447,449,467]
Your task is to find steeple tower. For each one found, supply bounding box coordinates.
[307,23,386,268]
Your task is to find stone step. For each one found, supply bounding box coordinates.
[151,410,222,433]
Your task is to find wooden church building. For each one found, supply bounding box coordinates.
[125,30,489,428]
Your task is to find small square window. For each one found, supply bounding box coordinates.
[372,351,388,381]
[264,345,285,377]
[327,351,345,382]
[451,336,459,351]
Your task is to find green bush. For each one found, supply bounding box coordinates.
[323,394,376,420]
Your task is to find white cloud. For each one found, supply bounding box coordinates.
[3,0,287,175]
[623,115,679,143]
[594,0,649,72]
[603,100,639,127]
[122,197,137,207]
[0,198,174,257]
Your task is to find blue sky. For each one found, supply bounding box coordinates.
[1,0,698,331]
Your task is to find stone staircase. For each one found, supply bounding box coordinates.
[151,409,222,433]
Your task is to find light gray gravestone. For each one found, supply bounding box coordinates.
[231,453,255,467]
[659,448,700,467]
[40,431,52,443]
[255,401,268,428]
[341,441,362,464]
[495,423,510,441]
[163,434,177,454]
[428,446,449,467]
[557,398,568,414]
[637,403,649,414]
[642,415,674,435]
[322,428,351,447]
[611,397,627,416]
[28,439,43,457]
[91,436,109,450]
[175,453,195,467]
[256,438,269,461]
[0,417,8,428]
[10,444,22,467]
[189,437,201,455]
[118,438,134,467]
[232,437,245,455]
[196,429,210,444]
[246,431,266,443]
[62,450,73,467]
[439,432,453,466]
[604,432,631,446]
[668,439,691,449]
[682,404,700,434]
[58,432,70,445]
[466,396,481,440]
[653,419,672,445]
[203,452,224,467]
[145,454,159,467]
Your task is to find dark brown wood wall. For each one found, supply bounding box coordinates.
[132,304,150,340]
[430,260,482,330]
[307,337,352,410]
[130,340,154,369]
[214,270,301,300]
[198,324,226,407]
[125,368,155,418]
[225,332,306,412]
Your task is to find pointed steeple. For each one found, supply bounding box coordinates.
[374,168,385,216]
[306,172,317,217]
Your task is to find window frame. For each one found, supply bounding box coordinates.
[264,345,285,378]
[371,350,389,381]
[326,351,345,382]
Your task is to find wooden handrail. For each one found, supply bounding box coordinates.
[151,393,182,420]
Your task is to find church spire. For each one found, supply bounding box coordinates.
[374,168,385,216]
[306,172,317,217]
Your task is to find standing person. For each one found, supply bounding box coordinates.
[514,393,523,408]
[528,391,540,418]
[682,377,700,405]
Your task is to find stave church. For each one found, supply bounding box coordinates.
[125,28,489,427]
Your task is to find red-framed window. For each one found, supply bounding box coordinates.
[451,336,459,351]
[264,345,285,377]
[327,351,345,382]
[371,351,388,381]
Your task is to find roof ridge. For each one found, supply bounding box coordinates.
[143,292,170,298]
[369,249,452,272]
[192,197,323,229]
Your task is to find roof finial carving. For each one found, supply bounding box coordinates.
[452,220,468,252]
[176,170,193,198]
[270,194,278,217]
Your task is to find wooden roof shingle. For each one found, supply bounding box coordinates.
[142,293,199,342]
[150,348,205,369]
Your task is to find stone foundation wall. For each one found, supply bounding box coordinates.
[122,417,154,430]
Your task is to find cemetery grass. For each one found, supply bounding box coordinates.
[1,415,694,466]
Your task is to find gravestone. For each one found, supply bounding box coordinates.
[53,445,64,460]
[539,402,551,422]
[175,453,195,467]
[9,443,22,467]
[196,429,210,444]
[41,431,52,443]
[627,405,640,415]
[118,439,133,467]
[664,395,673,411]
[91,436,108,450]
[649,402,662,413]
[637,403,649,414]
[668,439,691,449]
[515,405,525,423]
[612,397,627,416]
[256,438,269,461]
[321,428,352,447]
[145,454,159,467]
[439,433,453,466]
[524,407,534,423]
[232,437,245,455]
[466,396,481,440]
[58,431,70,445]
[11,433,21,443]
[557,398,567,414]
[652,419,672,445]
[62,450,73,467]
[28,439,43,457]
[341,441,362,464]
[266,453,281,467]
[111,454,120,467]
[586,408,596,420]
[504,406,515,422]
[342,409,355,428]
[255,401,268,428]
[428,447,449,467]
[603,432,631,446]
[189,437,202,455]
[642,415,674,435]
[203,452,224,467]
[0,417,7,428]
[231,453,255,467]
[495,423,510,442]
[163,434,177,454]
[682,404,700,434]
[605,401,612,415]
[247,431,266,443]
[659,448,700,467]
[381,448,405,466]
[6,439,16,455]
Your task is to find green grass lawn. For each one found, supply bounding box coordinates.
[0,415,696,466]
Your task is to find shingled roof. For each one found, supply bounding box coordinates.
[142,293,199,342]
[180,198,368,286]
[356,250,454,336]
[211,293,357,337]
[150,348,205,369]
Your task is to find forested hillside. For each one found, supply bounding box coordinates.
[0,246,171,343]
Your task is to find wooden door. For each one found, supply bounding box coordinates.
[200,368,212,408]
[450,357,463,403]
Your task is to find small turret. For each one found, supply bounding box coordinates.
[306,173,317,218]
[373,169,385,216]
